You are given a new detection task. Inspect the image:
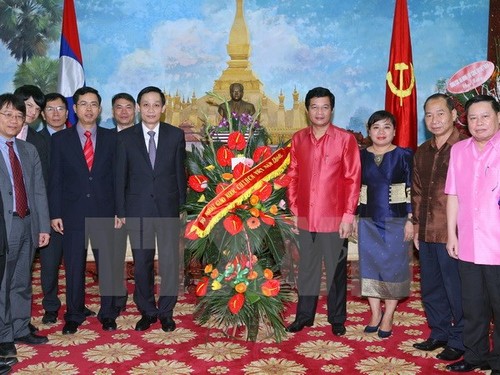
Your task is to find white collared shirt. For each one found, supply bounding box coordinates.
[142,123,159,152]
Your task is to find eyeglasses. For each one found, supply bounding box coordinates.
[77,101,100,109]
[45,106,67,113]
[0,112,25,123]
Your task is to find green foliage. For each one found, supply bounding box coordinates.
[13,56,58,93]
[0,0,61,63]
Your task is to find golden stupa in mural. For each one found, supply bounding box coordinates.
[162,0,307,144]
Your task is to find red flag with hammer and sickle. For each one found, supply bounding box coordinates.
[385,0,417,150]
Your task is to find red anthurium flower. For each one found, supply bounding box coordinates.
[252,146,272,163]
[216,146,234,167]
[261,279,280,297]
[237,254,249,266]
[227,132,246,150]
[273,174,292,189]
[232,162,249,179]
[184,221,199,240]
[228,293,245,314]
[260,213,276,226]
[216,182,230,194]
[254,182,272,201]
[223,214,243,235]
[196,276,210,297]
[188,175,208,193]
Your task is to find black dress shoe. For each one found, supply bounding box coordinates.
[285,320,314,333]
[14,333,48,345]
[378,329,392,338]
[491,369,500,375]
[42,311,58,324]
[135,315,157,331]
[0,343,16,357]
[413,338,447,351]
[332,323,347,336]
[436,346,464,361]
[0,357,17,367]
[160,317,176,332]
[101,318,117,331]
[62,321,80,335]
[28,323,38,333]
[446,359,490,372]
[0,364,10,375]
[84,307,96,317]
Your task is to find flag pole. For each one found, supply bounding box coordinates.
[57,0,85,126]
[385,0,418,150]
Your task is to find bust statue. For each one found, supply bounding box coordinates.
[218,83,256,119]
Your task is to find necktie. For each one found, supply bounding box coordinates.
[148,131,156,168]
[6,141,28,218]
[83,131,94,171]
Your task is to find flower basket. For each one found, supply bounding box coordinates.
[183,92,297,342]
[194,257,293,342]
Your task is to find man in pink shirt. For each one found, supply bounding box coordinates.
[445,95,500,374]
[286,87,361,336]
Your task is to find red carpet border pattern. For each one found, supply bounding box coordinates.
[9,261,483,374]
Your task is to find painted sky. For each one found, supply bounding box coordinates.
[0,0,489,143]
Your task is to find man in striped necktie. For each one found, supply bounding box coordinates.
[48,87,122,334]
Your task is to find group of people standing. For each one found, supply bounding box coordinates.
[0,82,498,375]
[286,87,499,374]
[0,85,186,374]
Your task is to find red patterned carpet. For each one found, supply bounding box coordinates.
[9,260,481,374]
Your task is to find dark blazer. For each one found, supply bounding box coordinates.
[26,126,49,186]
[115,122,186,218]
[48,126,117,230]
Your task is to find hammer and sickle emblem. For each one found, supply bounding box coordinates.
[386,62,415,106]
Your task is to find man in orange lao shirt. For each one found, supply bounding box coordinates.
[286,87,361,336]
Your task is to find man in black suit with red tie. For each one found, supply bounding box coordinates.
[116,86,186,332]
[49,87,122,334]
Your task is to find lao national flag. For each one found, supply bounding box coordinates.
[57,0,84,126]
[385,0,417,150]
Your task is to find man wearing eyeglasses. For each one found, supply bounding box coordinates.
[0,93,50,370]
[48,87,122,334]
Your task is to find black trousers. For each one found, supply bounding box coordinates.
[459,260,500,370]
[295,230,346,325]
[40,229,63,313]
[127,217,180,319]
[63,218,122,323]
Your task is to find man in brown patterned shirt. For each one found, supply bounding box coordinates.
[411,93,468,361]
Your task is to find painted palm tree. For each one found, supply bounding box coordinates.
[13,56,58,93]
[0,0,60,63]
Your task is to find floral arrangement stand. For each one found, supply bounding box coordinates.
[183,93,296,342]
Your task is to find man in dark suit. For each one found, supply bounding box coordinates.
[39,93,95,325]
[0,94,51,361]
[116,86,186,332]
[49,87,122,334]
[112,93,136,132]
[110,92,137,313]
[37,93,68,325]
